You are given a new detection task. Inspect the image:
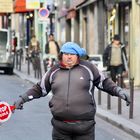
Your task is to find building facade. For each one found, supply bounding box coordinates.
[0,0,140,86]
[55,0,140,86]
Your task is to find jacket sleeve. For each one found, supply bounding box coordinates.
[122,46,128,70]
[102,78,119,96]
[21,69,52,100]
[123,46,127,61]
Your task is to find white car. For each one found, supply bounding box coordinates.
[88,54,107,72]
[0,29,14,74]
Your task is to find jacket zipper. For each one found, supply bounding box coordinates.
[66,69,71,111]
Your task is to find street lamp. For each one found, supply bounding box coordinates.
[26,12,34,45]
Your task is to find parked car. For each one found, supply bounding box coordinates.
[88,54,107,72]
[0,29,14,74]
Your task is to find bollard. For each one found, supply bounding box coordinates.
[107,94,111,110]
[32,54,42,79]
[36,57,40,79]
[13,53,16,69]
[106,71,111,110]
[117,74,123,114]
[129,78,134,119]
[39,57,42,79]
[34,69,37,78]
[98,90,101,105]
[118,96,122,114]
[15,51,18,69]
[27,56,30,75]
[39,60,42,79]
[19,50,22,71]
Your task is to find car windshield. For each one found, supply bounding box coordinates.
[89,57,101,61]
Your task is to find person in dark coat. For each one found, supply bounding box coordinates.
[103,35,128,83]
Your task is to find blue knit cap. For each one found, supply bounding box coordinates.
[60,42,86,57]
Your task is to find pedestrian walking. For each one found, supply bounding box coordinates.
[12,31,17,53]
[29,35,40,61]
[103,35,128,83]
[45,33,60,57]
[13,42,130,140]
[43,34,60,71]
[28,35,42,78]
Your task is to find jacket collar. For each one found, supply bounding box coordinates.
[59,60,80,69]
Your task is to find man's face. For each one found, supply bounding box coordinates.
[113,40,120,45]
[49,35,54,41]
[62,53,78,68]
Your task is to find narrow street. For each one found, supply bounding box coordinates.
[0,74,138,140]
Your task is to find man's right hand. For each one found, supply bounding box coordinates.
[13,98,24,110]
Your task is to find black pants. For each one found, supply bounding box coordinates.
[51,118,95,140]
[110,64,123,83]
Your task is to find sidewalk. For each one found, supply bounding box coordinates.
[14,60,140,139]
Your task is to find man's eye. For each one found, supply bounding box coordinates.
[64,53,70,55]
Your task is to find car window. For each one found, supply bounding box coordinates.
[0,31,7,50]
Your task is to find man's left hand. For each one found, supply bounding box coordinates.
[118,90,131,106]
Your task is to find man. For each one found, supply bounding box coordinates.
[28,35,40,62]
[45,34,60,57]
[12,32,17,53]
[14,42,130,140]
[44,34,60,71]
[29,35,40,55]
[103,35,128,83]
[28,35,41,77]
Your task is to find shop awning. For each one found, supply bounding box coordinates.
[14,0,33,13]
[0,13,7,16]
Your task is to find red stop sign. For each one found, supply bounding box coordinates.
[0,102,12,123]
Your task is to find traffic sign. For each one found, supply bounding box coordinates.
[0,102,12,123]
[38,8,50,19]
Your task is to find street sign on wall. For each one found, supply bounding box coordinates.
[0,0,13,13]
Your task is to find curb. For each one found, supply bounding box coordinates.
[14,69,38,84]
[96,108,140,139]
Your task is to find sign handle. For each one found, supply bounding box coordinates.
[10,105,15,111]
